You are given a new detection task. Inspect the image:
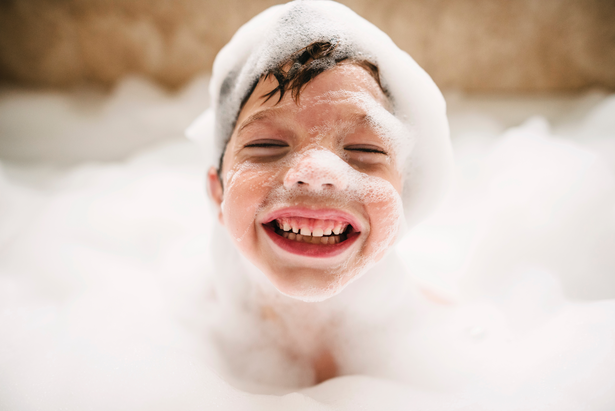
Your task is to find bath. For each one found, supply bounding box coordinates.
[1,1,615,409]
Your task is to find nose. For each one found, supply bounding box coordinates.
[283,149,349,191]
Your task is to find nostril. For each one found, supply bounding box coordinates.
[283,150,350,190]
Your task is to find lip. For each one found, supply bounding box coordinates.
[261,206,364,259]
[263,223,360,258]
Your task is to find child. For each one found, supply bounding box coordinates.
[186,0,453,390]
[186,2,615,404]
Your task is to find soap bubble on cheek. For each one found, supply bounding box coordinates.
[221,162,277,243]
[337,173,404,292]
[347,172,405,261]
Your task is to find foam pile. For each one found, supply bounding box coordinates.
[1,73,615,408]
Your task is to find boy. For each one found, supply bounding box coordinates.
[186,3,615,404]
[187,0,452,389]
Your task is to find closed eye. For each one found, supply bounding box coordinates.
[344,145,387,155]
[244,139,289,148]
[242,139,289,159]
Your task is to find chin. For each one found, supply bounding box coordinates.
[267,270,357,303]
[276,286,341,303]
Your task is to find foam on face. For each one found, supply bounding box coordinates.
[221,143,404,301]
[214,59,411,301]
[217,64,413,301]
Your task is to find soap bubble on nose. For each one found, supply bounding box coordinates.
[284,149,349,191]
[280,147,402,212]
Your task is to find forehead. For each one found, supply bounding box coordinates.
[234,64,390,133]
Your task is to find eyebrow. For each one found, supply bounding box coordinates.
[347,113,370,127]
[341,112,384,135]
[236,107,285,135]
[236,108,380,139]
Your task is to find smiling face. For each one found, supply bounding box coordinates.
[208,63,406,301]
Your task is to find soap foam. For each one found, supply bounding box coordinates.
[1,78,615,408]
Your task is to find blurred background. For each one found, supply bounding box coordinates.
[1,0,614,91]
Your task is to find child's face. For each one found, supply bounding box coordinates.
[208,64,405,301]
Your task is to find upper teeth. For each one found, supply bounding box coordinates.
[276,217,349,236]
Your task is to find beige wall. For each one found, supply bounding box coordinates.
[0,0,613,92]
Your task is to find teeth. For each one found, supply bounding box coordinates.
[278,227,345,245]
[274,217,353,244]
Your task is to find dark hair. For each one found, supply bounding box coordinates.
[243,41,387,107]
[217,41,388,185]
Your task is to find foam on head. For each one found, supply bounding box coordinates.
[187,0,453,228]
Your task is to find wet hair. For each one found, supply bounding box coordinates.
[217,41,388,185]
[242,41,387,108]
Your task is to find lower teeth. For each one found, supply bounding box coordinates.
[275,228,346,244]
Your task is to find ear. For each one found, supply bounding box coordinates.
[207,166,224,225]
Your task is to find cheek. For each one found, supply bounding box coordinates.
[221,165,276,245]
[358,176,404,259]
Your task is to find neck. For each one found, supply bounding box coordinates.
[208,222,414,388]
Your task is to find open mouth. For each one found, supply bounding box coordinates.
[268,217,354,244]
[262,213,361,258]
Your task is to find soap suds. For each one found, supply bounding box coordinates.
[1,77,615,408]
